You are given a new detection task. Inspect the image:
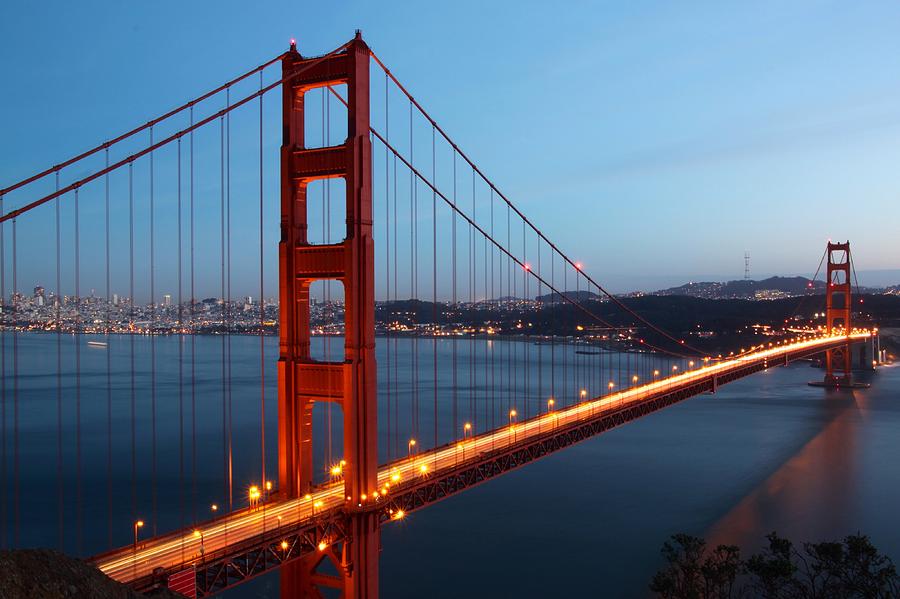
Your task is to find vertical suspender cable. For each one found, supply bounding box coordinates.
[226,88,234,504]
[431,125,437,461]
[75,186,82,552]
[105,148,112,550]
[259,72,267,492]
[392,153,398,459]
[489,189,495,443]
[466,170,478,432]
[177,136,185,559]
[537,237,542,418]
[384,70,391,463]
[483,214,488,430]
[129,162,136,528]
[11,213,18,546]
[190,107,197,524]
[150,126,158,536]
[55,172,63,549]
[523,220,528,422]
[410,100,417,443]
[219,115,228,510]
[451,153,457,442]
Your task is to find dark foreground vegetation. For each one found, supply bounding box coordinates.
[0,549,179,599]
[650,533,900,598]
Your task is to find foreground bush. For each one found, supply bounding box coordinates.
[650,532,900,598]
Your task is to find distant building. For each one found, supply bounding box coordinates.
[113,293,120,306]
[163,294,172,306]
[754,289,790,301]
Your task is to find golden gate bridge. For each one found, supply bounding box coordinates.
[0,32,874,598]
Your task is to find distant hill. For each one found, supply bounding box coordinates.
[655,276,824,299]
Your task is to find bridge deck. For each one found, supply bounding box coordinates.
[92,334,868,592]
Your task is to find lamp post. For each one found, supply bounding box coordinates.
[133,520,144,551]
[509,409,517,443]
[193,529,204,558]
[407,438,416,460]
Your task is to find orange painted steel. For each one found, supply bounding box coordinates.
[824,241,852,385]
[277,32,379,599]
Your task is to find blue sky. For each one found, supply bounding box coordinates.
[2,0,899,295]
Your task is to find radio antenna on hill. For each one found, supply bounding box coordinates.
[744,251,751,280]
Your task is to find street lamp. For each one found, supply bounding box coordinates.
[193,529,204,557]
[210,503,218,514]
[133,520,144,551]
[249,485,261,509]
[579,389,587,400]
[463,422,472,440]
[407,438,416,459]
[632,375,639,384]
[509,409,517,442]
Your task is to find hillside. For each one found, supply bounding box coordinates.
[0,549,180,599]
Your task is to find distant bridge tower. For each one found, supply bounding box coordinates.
[823,241,852,386]
[744,250,750,280]
[278,32,378,599]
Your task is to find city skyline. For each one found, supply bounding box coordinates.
[3,2,900,300]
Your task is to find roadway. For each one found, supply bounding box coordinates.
[94,332,870,584]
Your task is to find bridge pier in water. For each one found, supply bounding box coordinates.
[281,514,379,599]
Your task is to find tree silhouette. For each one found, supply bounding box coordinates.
[651,532,900,599]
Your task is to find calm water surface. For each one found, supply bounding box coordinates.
[1,334,897,597]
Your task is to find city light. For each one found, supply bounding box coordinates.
[281,540,289,551]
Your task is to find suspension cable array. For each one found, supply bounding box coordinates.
[0,37,847,575]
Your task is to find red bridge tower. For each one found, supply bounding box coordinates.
[823,241,852,387]
[278,32,379,598]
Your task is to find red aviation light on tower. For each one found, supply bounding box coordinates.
[574,262,583,271]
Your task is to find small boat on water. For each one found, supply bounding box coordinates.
[87,341,108,348]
